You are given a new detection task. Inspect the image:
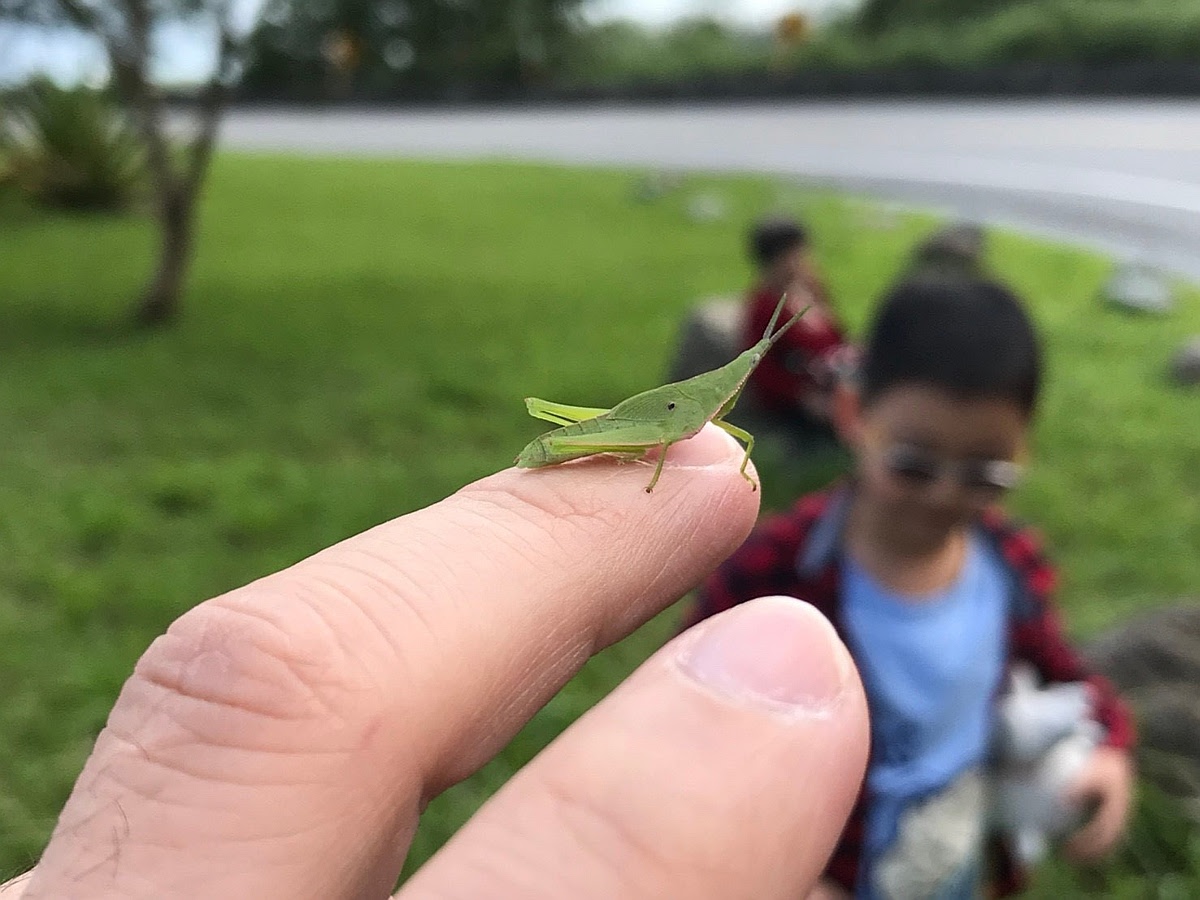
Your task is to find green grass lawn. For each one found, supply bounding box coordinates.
[2,156,1198,891]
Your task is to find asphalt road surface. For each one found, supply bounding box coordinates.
[217,100,1200,280]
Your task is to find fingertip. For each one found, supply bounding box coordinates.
[659,424,761,536]
[677,596,858,718]
[660,423,748,470]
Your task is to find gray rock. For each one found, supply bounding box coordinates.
[1101,263,1175,315]
[1085,602,1200,801]
[631,171,684,204]
[665,297,745,386]
[1169,337,1200,386]
[919,222,986,265]
[901,222,990,282]
[685,192,727,223]
[1087,604,1200,690]
[858,202,903,232]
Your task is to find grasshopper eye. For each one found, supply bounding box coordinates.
[667,402,676,411]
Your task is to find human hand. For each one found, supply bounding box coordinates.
[2,426,869,900]
[1062,745,1135,863]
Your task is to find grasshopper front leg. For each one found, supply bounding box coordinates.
[713,418,757,492]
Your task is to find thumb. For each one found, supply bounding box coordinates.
[400,597,869,900]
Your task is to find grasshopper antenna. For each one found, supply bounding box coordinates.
[764,302,811,351]
[762,292,788,341]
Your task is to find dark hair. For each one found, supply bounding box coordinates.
[860,273,1043,416]
[749,216,807,268]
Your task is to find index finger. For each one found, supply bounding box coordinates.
[25,426,760,898]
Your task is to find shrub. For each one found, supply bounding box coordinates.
[1,79,144,213]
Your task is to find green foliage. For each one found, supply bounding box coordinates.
[855,0,1017,35]
[564,16,773,83]
[0,79,144,212]
[557,2,1200,87]
[798,0,1200,70]
[243,0,585,96]
[1,158,1198,893]
[235,1,1200,95]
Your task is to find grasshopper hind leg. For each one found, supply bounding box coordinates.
[713,419,758,492]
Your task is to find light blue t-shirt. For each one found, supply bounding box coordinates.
[843,534,1008,899]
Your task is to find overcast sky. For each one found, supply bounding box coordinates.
[0,1,851,86]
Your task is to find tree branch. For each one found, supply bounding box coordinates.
[54,0,100,31]
[186,3,241,195]
[103,0,186,211]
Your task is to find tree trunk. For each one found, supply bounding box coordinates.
[135,186,193,328]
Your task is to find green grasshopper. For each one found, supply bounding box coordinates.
[515,294,807,493]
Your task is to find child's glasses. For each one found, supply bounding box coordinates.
[879,443,1025,497]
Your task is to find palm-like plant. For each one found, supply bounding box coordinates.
[2,79,144,212]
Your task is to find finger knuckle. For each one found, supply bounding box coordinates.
[127,597,368,748]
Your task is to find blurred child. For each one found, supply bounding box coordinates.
[686,273,1135,899]
[743,216,855,430]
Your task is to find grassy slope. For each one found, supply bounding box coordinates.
[1,156,1197,889]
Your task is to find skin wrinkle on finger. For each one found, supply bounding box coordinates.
[134,642,344,738]
[460,478,626,540]
[527,767,680,891]
[46,788,316,892]
[103,708,355,787]
[282,497,592,706]
[45,735,402,899]
[454,499,592,595]
[154,602,366,724]
[304,513,585,720]
[273,563,435,701]
[204,595,364,707]
[308,546,451,647]
[125,627,362,766]
[72,732,357,843]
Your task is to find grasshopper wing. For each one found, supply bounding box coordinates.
[524,397,611,427]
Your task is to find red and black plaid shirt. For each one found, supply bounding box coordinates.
[683,486,1135,896]
[745,284,850,414]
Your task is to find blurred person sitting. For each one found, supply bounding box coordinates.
[743,216,856,433]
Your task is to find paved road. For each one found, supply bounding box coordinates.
[219,101,1200,279]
